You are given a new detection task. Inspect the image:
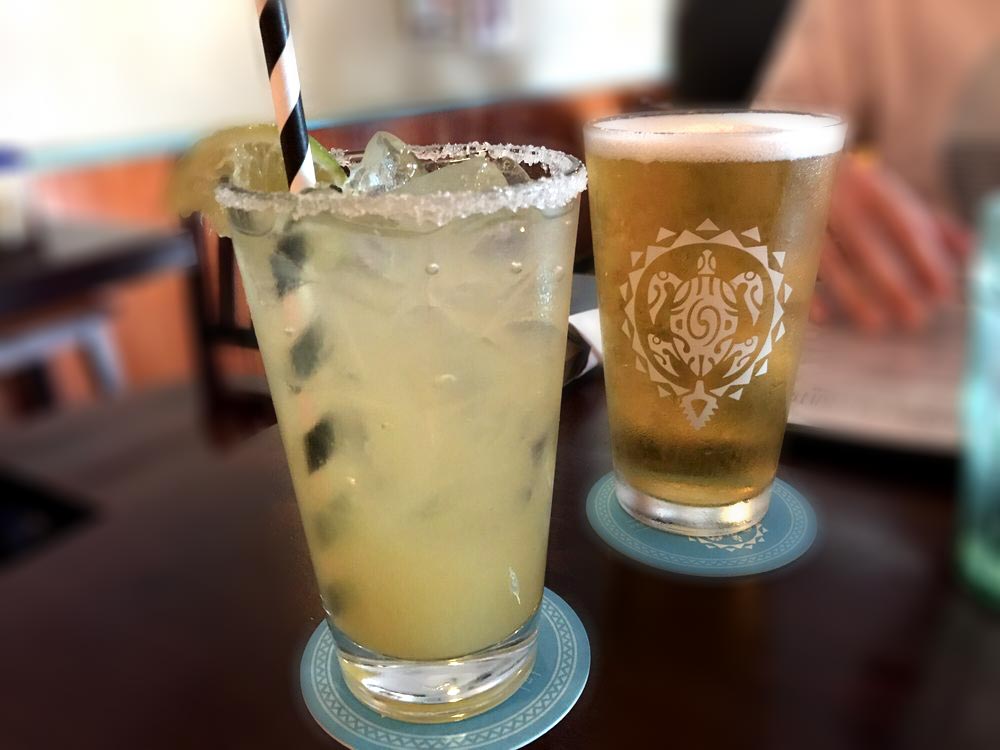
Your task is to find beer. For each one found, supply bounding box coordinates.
[584,112,844,535]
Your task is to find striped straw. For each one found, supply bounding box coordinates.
[254,0,330,471]
[255,0,316,193]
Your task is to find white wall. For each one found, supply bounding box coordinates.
[0,0,673,160]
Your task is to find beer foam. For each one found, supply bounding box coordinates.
[585,112,846,163]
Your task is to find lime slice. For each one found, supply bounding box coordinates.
[309,137,345,184]
[169,124,347,235]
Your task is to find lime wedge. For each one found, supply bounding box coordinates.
[169,124,347,235]
[309,136,345,184]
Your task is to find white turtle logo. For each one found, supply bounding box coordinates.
[621,220,791,429]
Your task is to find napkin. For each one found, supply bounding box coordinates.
[565,308,603,384]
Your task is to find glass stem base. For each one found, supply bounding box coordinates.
[615,476,771,537]
[332,617,538,723]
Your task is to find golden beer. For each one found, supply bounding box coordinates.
[584,112,844,535]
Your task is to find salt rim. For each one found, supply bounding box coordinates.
[215,142,587,227]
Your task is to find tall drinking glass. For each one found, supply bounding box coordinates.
[216,143,585,721]
[958,192,1000,607]
[584,112,845,535]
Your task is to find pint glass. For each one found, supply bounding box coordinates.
[217,142,585,721]
[585,112,845,535]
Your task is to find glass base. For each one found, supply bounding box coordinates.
[332,616,538,723]
[615,476,771,537]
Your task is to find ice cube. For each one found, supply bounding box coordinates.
[503,319,565,357]
[277,232,308,265]
[312,493,351,547]
[289,319,325,380]
[494,156,530,185]
[470,214,529,266]
[342,236,394,279]
[529,433,548,466]
[304,416,336,473]
[395,303,502,401]
[271,254,303,298]
[304,227,403,316]
[320,583,347,617]
[441,281,496,315]
[523,423,558,504]
[398,156,508,195]
[412,492,448,521]
[345,131,425,194]
[228,205,275,236]
[396,303,460,338]
[271,232,309,298]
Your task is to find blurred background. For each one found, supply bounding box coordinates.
[0,0,682,424]
[1,1,1000,745]
[2,0,998,441]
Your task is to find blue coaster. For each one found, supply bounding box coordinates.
[300,588,590,749]
[586,472,817,577]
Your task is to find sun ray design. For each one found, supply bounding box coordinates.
[622,221,788,429]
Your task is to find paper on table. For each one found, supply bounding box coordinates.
[570,309,602,362]
[789,307,963,453]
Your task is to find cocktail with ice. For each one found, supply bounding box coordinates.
[186,130,585,721]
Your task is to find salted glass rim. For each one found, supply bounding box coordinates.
[215,142,587,226]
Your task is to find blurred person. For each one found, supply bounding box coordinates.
[674,0,792,106]
[756,0,999,332]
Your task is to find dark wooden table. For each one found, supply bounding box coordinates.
[1,374,998,750]
[0,220,197,411]
[0,221,196,317]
